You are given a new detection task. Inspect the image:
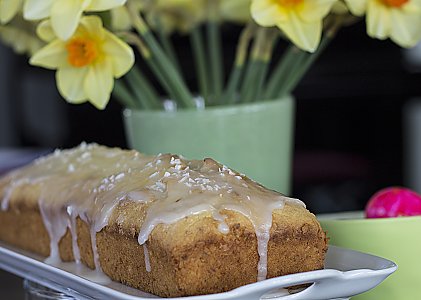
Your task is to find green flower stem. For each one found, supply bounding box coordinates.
[223,65,243,104]
[155,17,181,73]
[272,17,343,98]
[263,45,302,100]
[252,60,270,101]
[206,15,223,102]
[240,28,274,103]
[142,30,195,108]
[252,29,278,101]
[125,66,161,110]
[128,5,195,108]
[223,23,255,105]
[119,31,178,101]
[190,26,209,103]
[240,59,265,103]
[113,80,138,109]
[277,35,333,97]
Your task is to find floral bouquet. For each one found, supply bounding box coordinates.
[1,0,421,111]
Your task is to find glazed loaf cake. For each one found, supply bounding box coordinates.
[0,144,327,297]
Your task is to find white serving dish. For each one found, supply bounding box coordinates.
[0,241,396,300]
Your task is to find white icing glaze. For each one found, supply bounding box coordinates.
[0,143,305,281]
[212,211,229,235]
[90,226,102,272]
[67,206,81,264]
[49,260,111,285]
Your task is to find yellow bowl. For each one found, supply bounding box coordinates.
[318,212,421,300]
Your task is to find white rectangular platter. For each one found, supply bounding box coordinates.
[0,242,396,300]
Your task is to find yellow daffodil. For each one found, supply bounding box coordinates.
[146,0,206,33]
[332,1,349,14]
[345,0,421,47]
[110,0,144,31]
[30,15,134,109]
[251,0,338,52]
[24,0,127,40]
[111,6,131,30]
[220,0,252,24]
[0,0,23,24]
[0,16,44,55]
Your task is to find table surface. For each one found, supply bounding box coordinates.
[0,148,51,176]
[0,269,24,299]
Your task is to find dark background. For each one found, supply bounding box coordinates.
[1,22,421,214]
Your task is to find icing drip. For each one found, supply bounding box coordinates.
[39,200,68,264]
[255,225,271,281]
[89,226,102,272]
[143,244,151,272]
[67,206,81,264]
[212,211,229,235]
[0,143,305,281]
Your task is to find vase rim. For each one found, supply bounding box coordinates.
[124,95,293,117]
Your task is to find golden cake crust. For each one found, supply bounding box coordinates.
[0,196,326,297]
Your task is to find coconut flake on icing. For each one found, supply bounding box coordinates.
[0,144,305,281]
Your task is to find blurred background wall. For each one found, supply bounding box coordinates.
[1,22,421,213]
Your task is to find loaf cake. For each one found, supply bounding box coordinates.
[0,143,327,297]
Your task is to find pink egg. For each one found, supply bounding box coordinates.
[366,187,421,218]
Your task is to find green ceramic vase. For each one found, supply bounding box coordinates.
[123,96,294,194]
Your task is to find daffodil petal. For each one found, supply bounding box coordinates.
[0,0,22,24]
[299,0,338,22]
[251,0,288,26]
[56,67,89,103]
[36,20,56,42]
[110,6,132,30]
[367,0,390,40]
[30,40,68,69]
[84,60,114,109]
[390,9,421,47]
[78,15,105,40]
[344,0,367,16]
[24,0,53,20]
[278,13,321,52]
[102,31,134,77]
[332,1,349,14]
[51,0,86,40]
[88,0,126,11]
